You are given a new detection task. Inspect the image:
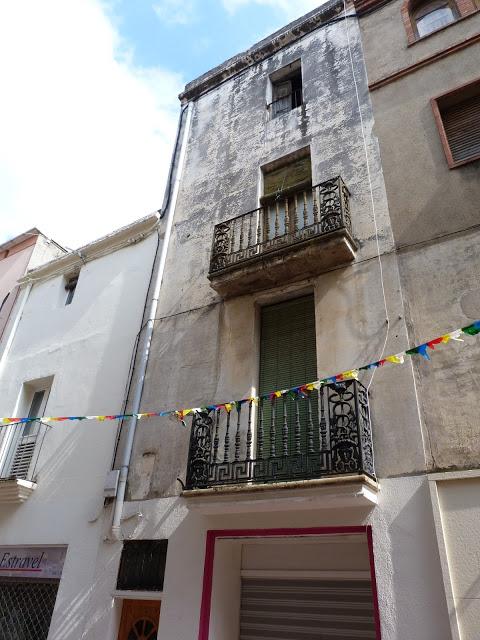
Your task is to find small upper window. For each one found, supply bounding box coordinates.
[412,0,456,37]
[432,78,480,168]
[269,60,303,119]
[65,274,78,306]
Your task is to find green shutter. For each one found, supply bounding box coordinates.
[263,156,312,197]
[259,295,317,456]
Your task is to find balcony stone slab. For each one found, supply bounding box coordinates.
[0,478,37,504]
[208,228,356,297]
[182,474,378,514]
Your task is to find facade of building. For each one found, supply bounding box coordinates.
[352,1,480,637]
[82,1,480,639]
[0,215,160,639]
[0,229,65,359]
[2,0,478,638]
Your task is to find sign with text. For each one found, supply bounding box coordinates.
[0,546,67,579]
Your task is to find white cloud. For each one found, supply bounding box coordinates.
[153,0,197,25]
[0,0,183,248]
[221,0,326,21]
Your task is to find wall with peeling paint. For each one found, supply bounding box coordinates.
[356,1,480,468]
[102,3,476,639]
[126,5,430,504]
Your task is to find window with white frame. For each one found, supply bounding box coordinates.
[0,381,51,481]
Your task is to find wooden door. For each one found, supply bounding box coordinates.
[118,600,160,640]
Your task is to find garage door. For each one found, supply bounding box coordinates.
[240,577,376,639]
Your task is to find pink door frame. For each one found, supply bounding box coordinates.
[197,525,381,640]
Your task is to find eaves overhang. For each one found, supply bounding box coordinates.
[179,0,353,103]
[18,212,160,286]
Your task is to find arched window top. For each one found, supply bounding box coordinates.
[411,0,457,37]
[402,0,478,44]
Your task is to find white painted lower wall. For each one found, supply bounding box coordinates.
[80,474,454,640]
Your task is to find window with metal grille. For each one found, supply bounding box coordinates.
[268,60,303,119]
[116,540,168,591]
[432,78,480,168]
[0,579,59,640]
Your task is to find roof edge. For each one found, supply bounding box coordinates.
[19,213,160,285]
[179,0,348,103]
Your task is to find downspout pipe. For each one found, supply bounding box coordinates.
[110,101,192,541]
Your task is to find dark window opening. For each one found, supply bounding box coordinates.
[116,540,168,592]
[65,275,78,306]
[269,62,303,119]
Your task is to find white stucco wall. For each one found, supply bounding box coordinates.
[0,231,158,640]
[79,473,451,640]
[429,473,480,640]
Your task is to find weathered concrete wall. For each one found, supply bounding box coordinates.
[369,47,480,248]
[357,2,480,472]
[105,5,471,640]
[398,229,480,471]
[126,9,431,502]
[360,0,480,85]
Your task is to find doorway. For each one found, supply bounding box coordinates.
[118,600,160,640]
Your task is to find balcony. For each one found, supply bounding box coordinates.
[208,177,357,297]
[0,420,48,503]
[184,380,376,511]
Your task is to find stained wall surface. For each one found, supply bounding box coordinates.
[126,6,430,503]
[357,0,480,471]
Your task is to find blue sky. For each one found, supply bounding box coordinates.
[108,0,298,82]
[0,0,321,248]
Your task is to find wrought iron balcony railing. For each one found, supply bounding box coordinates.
[185,380,374,490]
[209,176,352,275]
[0,420,48,483]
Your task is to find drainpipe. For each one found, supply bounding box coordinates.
[110,101,192,541]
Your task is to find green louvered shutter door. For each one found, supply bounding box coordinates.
[259,295,318,456]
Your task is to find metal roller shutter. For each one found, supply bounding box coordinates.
[443,93,480,163]
[240,577,376,640]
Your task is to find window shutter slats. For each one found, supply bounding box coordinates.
[240,578,377,640]
[259,296,318,455]
[443,94,480,163]
[259,296,317,395]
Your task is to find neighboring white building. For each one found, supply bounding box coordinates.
[0,229,65,359]
[0,214,159,640]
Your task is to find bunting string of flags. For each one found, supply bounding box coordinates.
[2,320,479,428]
